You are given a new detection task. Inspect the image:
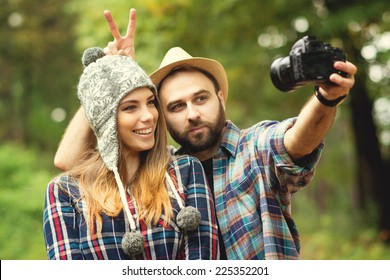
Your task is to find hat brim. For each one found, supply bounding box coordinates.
[150,57,228,101]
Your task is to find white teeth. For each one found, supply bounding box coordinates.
[133,128,152,135]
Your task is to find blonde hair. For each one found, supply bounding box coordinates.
[67,97,171,234]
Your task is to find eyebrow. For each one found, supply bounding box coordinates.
[120,93,155,105]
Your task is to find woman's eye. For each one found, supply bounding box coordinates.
[148,99,157,106]
[123,105,136,111]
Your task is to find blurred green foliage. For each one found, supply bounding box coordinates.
[0,144,56,259]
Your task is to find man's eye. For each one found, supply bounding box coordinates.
[171,103,184,112]
[196,96,208,102]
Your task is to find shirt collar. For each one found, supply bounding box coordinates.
[219,120,240,158]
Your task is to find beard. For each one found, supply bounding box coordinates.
[168,102,226,154]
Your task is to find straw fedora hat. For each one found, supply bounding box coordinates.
[150,47,229,101]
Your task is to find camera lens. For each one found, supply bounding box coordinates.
[270,56,296,92]
[269,35,347,93]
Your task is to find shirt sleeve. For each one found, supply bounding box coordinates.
[43,176,83,260]
[174,156,219,260]
[254,118,323,194]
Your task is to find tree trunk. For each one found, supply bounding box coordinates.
[348,46,390,242]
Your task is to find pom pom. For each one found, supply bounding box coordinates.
[81,47,105,67]
[122,231,144,257]
[176,206,201,231]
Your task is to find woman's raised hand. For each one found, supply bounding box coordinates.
[103,9,136,58]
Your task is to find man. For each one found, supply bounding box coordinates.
[55,9,357,259]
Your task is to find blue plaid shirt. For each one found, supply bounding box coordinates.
[173,119,323,259]
[43,155,218,260]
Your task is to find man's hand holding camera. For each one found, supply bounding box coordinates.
[270,35,357,107]
[281,36,357,161]
[316,60,356,107]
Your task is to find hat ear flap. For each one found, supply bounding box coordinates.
[81,47,105,67]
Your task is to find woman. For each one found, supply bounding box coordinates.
[43,50,218,260]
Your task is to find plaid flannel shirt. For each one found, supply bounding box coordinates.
[43,155,218,260]
[174,119,323,259]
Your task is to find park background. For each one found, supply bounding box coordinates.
[1,0,390,260]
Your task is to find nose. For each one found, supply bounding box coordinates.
[186,104,200,121]
[140,106,157,122]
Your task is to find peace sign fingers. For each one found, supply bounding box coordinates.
[103,9,136,58]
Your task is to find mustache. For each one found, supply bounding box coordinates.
[186,120,209,131]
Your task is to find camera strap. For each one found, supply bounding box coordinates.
[314,85,347,107]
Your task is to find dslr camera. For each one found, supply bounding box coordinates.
[270,35,347,92]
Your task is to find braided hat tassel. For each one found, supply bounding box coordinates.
[165,172,201,232]
[114,168,144,257]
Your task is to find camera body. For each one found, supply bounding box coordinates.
[270,35,347,92]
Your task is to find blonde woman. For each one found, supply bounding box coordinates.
[43,51,218,260]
